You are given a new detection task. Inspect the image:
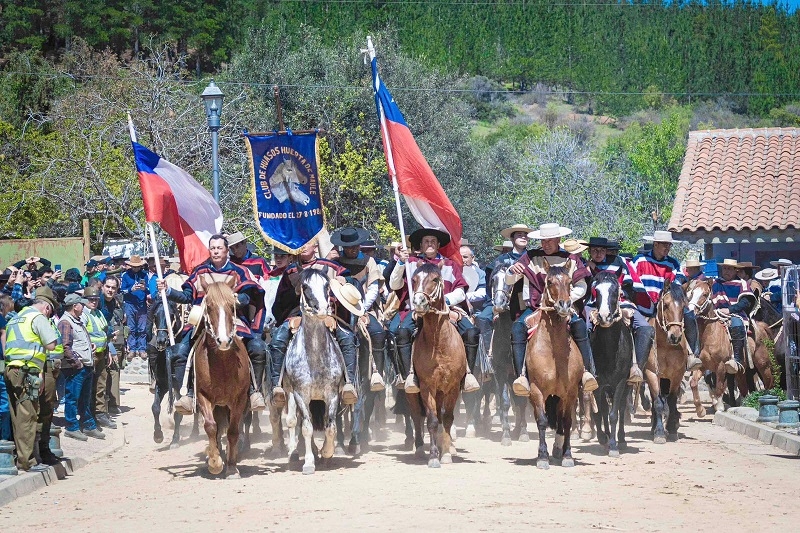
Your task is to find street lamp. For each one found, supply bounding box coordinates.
[201,79,224,203]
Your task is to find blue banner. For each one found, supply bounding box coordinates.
[244,132,325,254]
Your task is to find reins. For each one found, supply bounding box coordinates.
[413,276,450,316]
[655,295,685,334]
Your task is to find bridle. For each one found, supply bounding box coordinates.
[539,275,570,316]
[589,281,622,327]
[413,275,450,316]
[655,293,685,335]
[687,280,713,317]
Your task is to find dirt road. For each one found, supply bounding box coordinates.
[1,384,797,531]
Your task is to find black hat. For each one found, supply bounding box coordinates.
[360,239,377,250]
[636,242,653,255]
[330,227,370,247]
[606,240,620,252]
[588,237,610,248]
[64,268,82,283]
[409,228,451,251]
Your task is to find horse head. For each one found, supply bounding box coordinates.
[591,270,621,327]
[411,263,446,315]
[300,269,331,316]
[492,262,513,312]
[199,276,237,351]
[658,282,687,345]
[686,278,713,316]
[149,299,179,352]
[541,258,573,318]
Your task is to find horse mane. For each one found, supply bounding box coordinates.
[546,265,569,278]
[664,281,687,306]
[415,262,441,276]
[593,270,619,287]
[204,281,236,308]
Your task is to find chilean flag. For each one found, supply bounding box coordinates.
[371,57,463,262]
[132,142,223,272]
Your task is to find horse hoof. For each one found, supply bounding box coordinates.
[654,436,666,445]
[536,459,550,470]
[580,431,593,442]
[153,430,164,444]
[415,446,427,459]
[334,446,346,457]
[428,458,441,469]
[440,453,452,464]
[667,432,678,442]
[562,457,575,468]
[403,438,415,451]
[208,457,224,475]
[169,442,180,450]
[289,451,300,462]
[302,464,316,475]
[518,432,530,443]
[608,449,620,458]
[501,437,512,447]
[227,470,241,480]
[696,407,706,418]
[348,443,361,456]
[618,441,628,451]
[465,426,476,438]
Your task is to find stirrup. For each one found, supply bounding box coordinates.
[724,359,743,375]
[272,386,286,408]
[250,391,266,412]
[404,373,420,394]
[582,371,599,393]
[393,374,405,389]
[175,395,194,416]
[512,375,530,397]
[463,373,480,393]
[342,383,358,405]
[627,365,644,386]
[370,372,386,392]
[686,355,703,372]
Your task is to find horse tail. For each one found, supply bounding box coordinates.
[310,400,326,431]
[545,395,559,429]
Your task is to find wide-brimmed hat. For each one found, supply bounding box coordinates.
[329,278,364,317]
[493,240,513,252]
[409,228,451,250]
[770,258,792,268]
[588,237,610,248]
[83,286,101,299]
[330,227,370,247]
[684,259,706,268]
[63,293,88,306]
[755,268,779,282]
[643,230,683,244]
[718,258,741,268]
[125,255,147,267]
[528,223,572,240]
[34,286,58,309]
[501,224,536,240]
[735,261,754,270]
[562,238,589,254]
[227,231,247,246]
[360,239,377,250]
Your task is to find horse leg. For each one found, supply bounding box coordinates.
[560,398,576,468]
[226,405,244,479]
[615,383,629,452]
[666,391,680,442]
[322,397,338,460]
[527,387,549,469]
[349,395,364,456]
[241,409,252,452]
[267,403,286,458]
[298,402,315,475]
[646,370,666,444]
[152,386,164,444]
[171,412,182,449]
[499,382,512,446]
[286,393,299,462]
[463,389,478,438]
[422,389,441,468]
[581,390,596,441]
[712,368,727,412]
[689,369,706,418]
[511,393,530,441]
[407,392,426,459]
[190,411,200,438]
[197,395,223,476]
[608,383,627,457]
[591,391,608,448]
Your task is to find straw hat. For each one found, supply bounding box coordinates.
[562,238,589,254]
[125,254,147,267]
[227,231,247,246]
[735,261,754,270]
[643,230,682,244]
[717,258,740,268]
[500,224,536,240]
[770,258,792,268]
[755,268,779,282]
[493,240,513,252]
[528,223,572,240]
[330,278,364,316]
[684,259,706,268]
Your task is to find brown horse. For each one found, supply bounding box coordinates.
[685,278,735,416]
[734,320,775,395]
[524,260,584,469]
[194,278,251,478]
[645,283,688,443]
[406,263,466,468]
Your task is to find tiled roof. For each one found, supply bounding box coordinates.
[668,128,800,234]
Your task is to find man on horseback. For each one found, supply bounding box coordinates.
[712,258,757,374]
[269,241,359,408]
[584,236,655,385]
[157,234,268,414]
[631,230,703,373]
[505,222,598,396]
[388,228,481,393]
[474,224,532,373]
[228,231,271,281]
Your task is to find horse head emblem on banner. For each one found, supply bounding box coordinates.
[269,157,311,206]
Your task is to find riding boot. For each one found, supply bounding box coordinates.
[246,337,267,412]
[569,316,599,392]
[172,339,194,415]
[629,325,655,385]
[370,331,387,392]
[335,326,359,405]
[726,325,747,374]
[269,322,292,408]
[462,327,481,393]
[395,328,415,392]
[511,341,530,397]
[683,308,703,371]
[475,315,493,360]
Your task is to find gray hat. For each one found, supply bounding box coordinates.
[64,293,88,306]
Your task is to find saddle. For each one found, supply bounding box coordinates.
[288,315,337,334]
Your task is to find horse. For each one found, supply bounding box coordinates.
[645,283,688,444]
[685,278,736,416]
[588,271,633,457]
[147,298,198,448]
[485,262,530,446]
[193,277,251,478]
[524,260,584,469]
[282,269,345,474]
[405,263,466,468]
[462,330,495,440]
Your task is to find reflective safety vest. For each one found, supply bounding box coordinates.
[48,317,64,360]
[84,309,108,352]
[4,307,48,370]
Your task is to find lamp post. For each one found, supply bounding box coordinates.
[201,79,224,203]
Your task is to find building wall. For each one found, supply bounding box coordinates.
[708,242,800,268]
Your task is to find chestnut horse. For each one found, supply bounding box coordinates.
[645,283,687,443]
[525,260,584,469]
[406,263,467,468]
[194,278,251,478]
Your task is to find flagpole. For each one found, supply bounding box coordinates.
[366,36,414,291]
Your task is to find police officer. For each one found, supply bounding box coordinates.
[84,286,117,429]
[3,287,59,471]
